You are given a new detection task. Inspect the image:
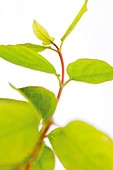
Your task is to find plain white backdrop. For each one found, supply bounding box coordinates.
[0,0,113,169]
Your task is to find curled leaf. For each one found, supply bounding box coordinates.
[61,0,88,42]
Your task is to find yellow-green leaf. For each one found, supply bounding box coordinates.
[33,20,55,45]
[0,45,56,74]
[18,43,50,52]
[0,166,15,170]
[67,58,113,84]
[0,98,39,166]
[61,0,88,42]
[10,85,57,120]
[33,144,55,170]
[48,121,113,170]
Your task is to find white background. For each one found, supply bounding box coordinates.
[0,0,113,169]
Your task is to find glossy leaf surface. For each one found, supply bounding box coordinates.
[48,120,113,170]
[33,20,55,45]
[11,85,57,120]
[18,43,50,52]
[0,99,39,166]
[67,58,113,84]
[61,0,88,42]
[0,45,56,74]
[33,144,55,170]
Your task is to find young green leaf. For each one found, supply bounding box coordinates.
[0,45,56,74]
[0,98,39,166]
[33,20,55,45]
[10,84,57,120]
[18,43,50,52]
[33,144,55,170]
[67,58,113,84]
[61,0,88,42]
[48,120,113,170]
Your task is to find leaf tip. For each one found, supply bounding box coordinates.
[85,0,88,10]
[9,82,17,90]
[33,20,36,23]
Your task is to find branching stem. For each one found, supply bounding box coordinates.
[26,42,65,168]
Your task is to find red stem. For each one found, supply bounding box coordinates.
[25,42,65,167]
[52,43,65,101]
[30,119,53,160]
[57,51,65,100]
[59,52,65,84]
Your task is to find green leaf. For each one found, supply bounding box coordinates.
[0,98,39,166]
[33,20,55,45]
[48,120,113,170]
[19,144,55,170]
[61,0,88,42]
[0,166,15,170]
[18,43,50,52]
[67,58,113,84]
[10,84,57,120]
[0,45,56,74]
[33,144,55,170]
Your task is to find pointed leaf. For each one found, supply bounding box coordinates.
[18,43,50,52]
[33,20,55,45]
[61,0,88,42]
[48,120,113,170]
[0,98,40,166]
[0,45,56,74]
[33,144,55,170]
[10,85,57,120]
[67,58,113,84]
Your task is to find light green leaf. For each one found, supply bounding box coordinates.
[67,58,113,84]
[61,0,88,42]
[48,120,113,170]
[33,20,55,45]
[33,144,55,170]
[0,98,40,166]
[0,45,56,74]
[10,85,57,120]
[18,43,50,52]
[0,166,15,170]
